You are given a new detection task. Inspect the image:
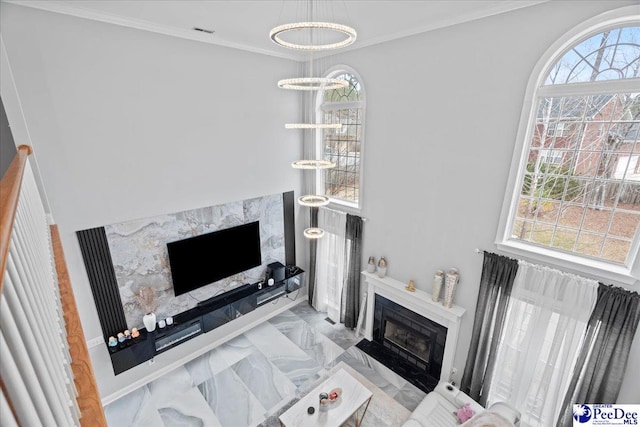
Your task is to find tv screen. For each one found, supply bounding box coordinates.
[167,221,262,296]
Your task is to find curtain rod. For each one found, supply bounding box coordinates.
[475,248,485,254]
[318,205,368,222]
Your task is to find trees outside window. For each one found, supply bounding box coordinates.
[498,13,640,283]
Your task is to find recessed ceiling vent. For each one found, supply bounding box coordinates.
[193,27,215,34]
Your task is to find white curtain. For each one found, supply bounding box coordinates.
[313,208,346,323]
[487,261,598,427]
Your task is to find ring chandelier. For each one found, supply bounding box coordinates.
[278,77,348,91]
[269,22,357,51]
[298,195,331,207]
[303,227,326,239]
[291,160,336,169]
[285,123,343,130]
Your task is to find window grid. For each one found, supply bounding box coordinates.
[513,88,640,264]
[319,72,364,206]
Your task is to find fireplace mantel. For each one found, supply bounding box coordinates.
[362,271,466,382]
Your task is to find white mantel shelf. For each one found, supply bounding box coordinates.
[361,271,466,382]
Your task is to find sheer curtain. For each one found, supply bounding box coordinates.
[557,285,640,426]
[487,262,598,427]
[313,209,347,323]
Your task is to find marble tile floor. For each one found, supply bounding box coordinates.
[104,301,426,427]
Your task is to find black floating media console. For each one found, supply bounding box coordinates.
[108,267,304,375]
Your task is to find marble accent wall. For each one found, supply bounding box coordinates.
[104,194,285,329]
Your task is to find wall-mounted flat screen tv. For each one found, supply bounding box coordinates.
[167,221,262,296]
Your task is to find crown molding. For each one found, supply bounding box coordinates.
[2,0,302,61]
[3,0,549,62]
[341,0,549,54]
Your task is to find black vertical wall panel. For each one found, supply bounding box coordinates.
[283,191,296,266]
[76,227,127,340]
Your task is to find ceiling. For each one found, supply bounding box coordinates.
[5,0,548,60]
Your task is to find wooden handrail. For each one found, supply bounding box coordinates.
[0,145,32,425]
[0,145,32,293]
[51,225,107,427]
[0,147,106,425]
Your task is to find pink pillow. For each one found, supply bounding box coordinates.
[456,403,476,423]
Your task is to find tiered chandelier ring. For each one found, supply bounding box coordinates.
[269,22,357,51]
[271,17,357,239]
[285,123,343,130]
[291,160,336,169]
[303,228,326,239]
[278,77,348,91]
[298,195,330,207]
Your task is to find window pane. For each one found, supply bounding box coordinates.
[513,92,640,263]
[602,238,631,263]
[545,26,640,85]
[320,73,364,206]
[576,232,605,257]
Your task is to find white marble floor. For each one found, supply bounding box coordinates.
[104,302,426,427]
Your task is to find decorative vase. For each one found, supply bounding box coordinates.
[432,270,444,302]
[143,312,157,332]
[377,257,387,278]
[443,268,459,308]
[367,256,376,273]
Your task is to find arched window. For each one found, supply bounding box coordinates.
[497,9,640,283]
[316,67,365,210]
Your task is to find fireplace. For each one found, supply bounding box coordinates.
[357,294,447,392]
[360,272,466,394]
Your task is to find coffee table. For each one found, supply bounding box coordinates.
[279,368,373,427]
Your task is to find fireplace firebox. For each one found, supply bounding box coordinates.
[356,294,447,393]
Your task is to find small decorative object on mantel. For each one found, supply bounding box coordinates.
[108,336,118,352]
[367,256,376,273]
[405,279,415,292]
[432,270,444,302]
[131,328,140,339]
[143,312,157,332]
[377,257,388,278]
[135,286,158,332]
[443,268,460,308]
[117,332,126,348]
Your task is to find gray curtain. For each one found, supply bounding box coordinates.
[557,284,640,426]
[340,214,363,329]
[460,252,518,405]
[307,207,319,306]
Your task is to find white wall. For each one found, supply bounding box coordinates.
[0,2,305,399]
[324,0,639,402]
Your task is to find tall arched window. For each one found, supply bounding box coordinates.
[498,9,640,283]
[316,67,365,210]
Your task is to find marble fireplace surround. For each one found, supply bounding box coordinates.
[362,271,466,382]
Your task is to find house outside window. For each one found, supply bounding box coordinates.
[546,122,569,137]
[497,11,640,284]
[316,67,365,210]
